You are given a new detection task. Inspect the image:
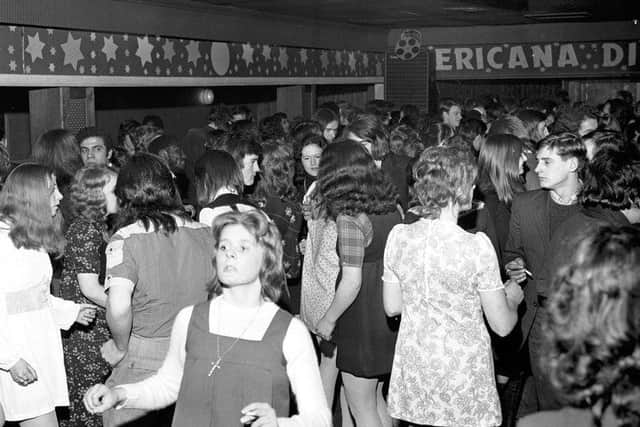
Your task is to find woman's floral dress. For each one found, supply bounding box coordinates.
[383,218,503,427]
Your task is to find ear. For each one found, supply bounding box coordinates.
[536,121,547,137]
[567,156,579,173]
[108,149,113,160]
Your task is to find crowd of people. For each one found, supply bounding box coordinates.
[0,90,639,427]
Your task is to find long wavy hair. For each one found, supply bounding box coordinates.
[33,129,83,189]
[69,166,117,222]
[254,142,297,202]
[477,134,526,204]
[317,140,398,219]
[112,153,188,233]
[0,163,65,254]
[544,226,640,427]
[412,146,478,219]
[207,210,286,302]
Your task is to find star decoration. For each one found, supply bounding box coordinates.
[47,29,54,35]
[300,49,308,65]
[123,34,128,41]
[186,40,200,65]
[125,49,130,57]
[348,52,356,72]
[49,63,55,72]
[9,60,17,71]
[90,50,96,59]
[136,36,154,67]
[102,35,118,62]
[278,47,288,69]
[49,47,56,55]
[335,50,342,66]
[61,32,84,70]
[9,26,16,32]
[8,45,14,55]
[241,43,254,65]
[320,51,329,70]
[25,32,46,62]
[262,44,272,59]
[90,32,96,41]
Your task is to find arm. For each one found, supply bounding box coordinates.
[106,279,134,352]
[319,266,362,326]
[382,226,402,316]
[479,286,520,337]
[0,291,21,371]
[77,273,107,307]
[503,198,527,283]
[278,319,332,427]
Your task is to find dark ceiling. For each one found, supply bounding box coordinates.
[188,0,640,27]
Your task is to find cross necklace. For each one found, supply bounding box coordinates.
[208,304,263,376]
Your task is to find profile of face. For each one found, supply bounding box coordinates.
[323,120,339,143]
[216,224,263,287]
[301,144,323,177]
[442,106,462,129]
[48,175,63,216]
[80,137,111,167]
[535,146,575,191]
[102,174,119,214]
[241,154,260,186]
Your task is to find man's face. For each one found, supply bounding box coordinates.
[443,106,462,129]
[241,154,260,186]
[535,146,573,191]
[80,137,110,167]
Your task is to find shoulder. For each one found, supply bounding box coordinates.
[337,213,373,242]
[511,189,547,212]
[112,221,152,241]
[518,408,592,427]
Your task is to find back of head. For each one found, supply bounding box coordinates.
[69,166,117,221]
[346,113,390,160]
[545,225,640,426]
[114,153,185,232]
[194,149,243,207]
[313,108,339,129]
[291,120,322,143]
[516,109,548,142]
[33,129,83,184]
[478,134,525,203]
[142,114,164,130]
[487,116,528,140]
[148,134,179,156]
[255,141,296,201]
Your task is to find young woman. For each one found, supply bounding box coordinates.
[313,108,340,144]
[195,149,257,227]
[83,210,331,426]
[383,146,523,427]
[57,166,119,427]
[315,141,401,427]
[0,163,96,427]
[295,134,326,196]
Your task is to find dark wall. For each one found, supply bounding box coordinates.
[437,79,562,104]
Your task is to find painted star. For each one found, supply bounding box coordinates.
[9,60,17,71]
[8,45,14,55]
[25,32,46,62]
[90,50,96,59]
[136,36,154,67]
[262,44,272,59]
[90,32,96,41]
[61,32,84,70]
[102,35,118,62]
[49,47,56,56]
[278,47,288,69]
[241,43,254,65]
[320,51,329,70]
[348,52,356,72]
[49,63,55,72]
[185,40,200,65]
[9,26,16,32]
[300,48,308,65]
[123,34,128,41]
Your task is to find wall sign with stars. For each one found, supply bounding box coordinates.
[0,24,385,81]
[388,30,639,80]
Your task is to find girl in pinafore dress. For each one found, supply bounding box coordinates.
[83,210,331,427]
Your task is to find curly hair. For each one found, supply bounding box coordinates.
[579,146,640,210]
[544,226,640,427]
[69,166,117,221]
[112,153,188,233]
[259,114,288,142]
[207,210,286,302]
[412,146,478,219]
[254,141,297,202]
[0,163,65,254]
[317,140,398,218]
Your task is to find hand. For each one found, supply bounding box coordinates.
[9,358,38,387]
[184,204,196,218]
[83,384,124,414]
[504,280,524,306]
[298,239,306,255]
[505,257,527,283]
[76,304,97,325]
[314,316,335,341]
[101,339,126,367]
[241,402,277,426]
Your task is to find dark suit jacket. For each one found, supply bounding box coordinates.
[503,189,552,347]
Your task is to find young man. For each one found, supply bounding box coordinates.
[439,98,462,131]
[76,127,113,167]
[223,136,262,190]
[503,132,586,414]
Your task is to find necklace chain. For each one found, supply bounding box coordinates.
[208,303,262,376]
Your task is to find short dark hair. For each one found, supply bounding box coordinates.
[112,153,188,233]
[142,114,164,130]
[346,113,390,161]
[438,98,460,114]
[76,127,113,150]
[537,132,587,166]
[224,135,262,169]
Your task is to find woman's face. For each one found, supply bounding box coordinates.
[323,120,339,143]
[216,224,263,288]
[301,144,323,177]
[103,174,119,214]
[48,175,63,217]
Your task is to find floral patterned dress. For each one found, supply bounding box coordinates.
[383,218,503,427]
[57,219,112,427]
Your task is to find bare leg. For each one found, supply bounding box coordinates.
[317,338,339,406]
[20,411,58,427]
[342,372,382,427]
[377,382,392,427]
[340,385,354,427]
[0,403,5,427]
